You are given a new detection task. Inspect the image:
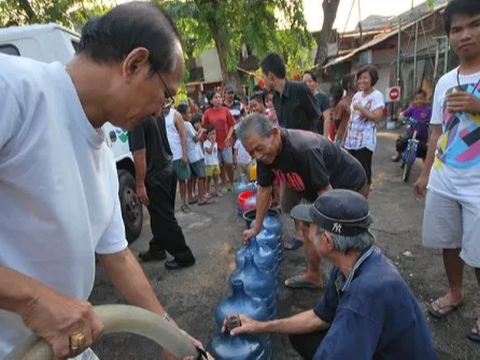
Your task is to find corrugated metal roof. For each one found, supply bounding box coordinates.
[324,2,447,69]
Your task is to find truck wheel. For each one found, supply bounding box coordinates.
[118,169,143,243]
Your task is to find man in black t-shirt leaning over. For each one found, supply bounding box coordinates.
[239,114,368,289]
[129,107,196,270]
[260,53,321,251]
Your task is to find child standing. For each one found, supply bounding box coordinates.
[204,125,222,197]
[233,137,252,180]
[392,90,432,162]
[178,107,212,206]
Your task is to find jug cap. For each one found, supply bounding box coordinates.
[226,315,242,331]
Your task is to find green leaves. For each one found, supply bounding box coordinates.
[0,0,111,28]
[161,0,314,75]
[426,0,436,10]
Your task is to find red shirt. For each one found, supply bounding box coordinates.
[203,107,235,150]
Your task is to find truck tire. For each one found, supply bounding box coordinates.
[118,169,143,243]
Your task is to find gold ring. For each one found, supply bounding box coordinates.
[70,331,86,350]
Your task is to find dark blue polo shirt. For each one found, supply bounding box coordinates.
[313,247,436,360]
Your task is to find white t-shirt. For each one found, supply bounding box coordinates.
[185,122,204,163]
[165,109,183,161]
[428,68,480,200]
[234,139,251,165]
[0,55,128,359]
[344,90,385,152]
[203,140,219,166]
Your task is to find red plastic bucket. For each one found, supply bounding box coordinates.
[237,190,255,213]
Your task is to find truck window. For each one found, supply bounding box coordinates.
[0,44,20,56]
[71,40,79,53]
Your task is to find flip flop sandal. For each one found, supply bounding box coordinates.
[188,197,198,205]
[426,299,462,319]
[284,275,325,290]
[467,319,480,343]
[284,238,303,251]
[181,204,191,213]
[198,199,215,206]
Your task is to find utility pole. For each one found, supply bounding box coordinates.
[413,20,419,92]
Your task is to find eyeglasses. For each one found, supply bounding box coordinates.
[158,73,175,108]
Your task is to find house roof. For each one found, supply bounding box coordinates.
[324,2,447,69]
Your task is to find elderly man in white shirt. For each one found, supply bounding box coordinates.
[0,2,201,360]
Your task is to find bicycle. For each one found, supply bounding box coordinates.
[401,118,420,182]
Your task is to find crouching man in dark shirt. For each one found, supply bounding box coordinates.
[226,190,437,360]
[238,113,368,289]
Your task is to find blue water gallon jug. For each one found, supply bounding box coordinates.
[255,228,281,264]
[236,238,278,279]
[234,174,250,196]
[215,280,272,359]
[230,254,277,319]
[208,317,266,360]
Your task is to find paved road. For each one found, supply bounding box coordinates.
[89,127,479,359]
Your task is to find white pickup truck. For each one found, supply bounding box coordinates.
[0,23,143,242]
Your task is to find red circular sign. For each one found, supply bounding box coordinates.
[389,88,400,101]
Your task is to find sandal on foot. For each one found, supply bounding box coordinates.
[188,197,198,205]
[284,275,324,290]
[426,298,462,319]
[198,199,215,206]
[181,204,191,213]
[284,238,303,251]
[467,319,480,343]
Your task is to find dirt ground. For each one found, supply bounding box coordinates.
[89,127,480,360]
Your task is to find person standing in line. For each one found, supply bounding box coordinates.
[233,136,252,180]
[165,106,191,213]
[130,107,196,270]
[333,74,356,146]
[414,0,480,343]
[343,65,385,198]
[177,106,211,207]
[203,125,222,197]
[302,70,332,138]
[0,3,202,359]
[260,52,320,251]
[203,91,236,192]
[223,85,247,122]
[265,91,280,127]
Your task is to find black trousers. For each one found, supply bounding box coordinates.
[145,164,195,263]
[396,135,428,159]
[289,331,328,360]
[348,148,373,185]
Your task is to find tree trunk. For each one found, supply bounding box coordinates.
[203,0,245,102]
[18,0,37,23]
[210,30,245,102]
[314,0,341,72]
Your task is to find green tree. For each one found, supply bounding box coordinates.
[163,0,314,97]
[0,0,111,28]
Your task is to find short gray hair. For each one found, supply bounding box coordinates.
[235,113,273,143]
[317,228,375,254]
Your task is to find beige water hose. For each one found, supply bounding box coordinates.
[4,305,201,360]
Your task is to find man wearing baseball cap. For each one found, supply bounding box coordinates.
[226,189,436,359]
[223,85,246,122]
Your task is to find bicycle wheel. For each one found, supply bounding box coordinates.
[402,147,416,182]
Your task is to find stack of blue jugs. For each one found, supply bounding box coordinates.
[208,193,284,360]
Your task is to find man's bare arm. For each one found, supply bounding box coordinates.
[0,267,38,314]
[132,149,149,205]
[419,125,442,180]
[323,109,331,139]
[258,310,329,335]
[99,249,167,317]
